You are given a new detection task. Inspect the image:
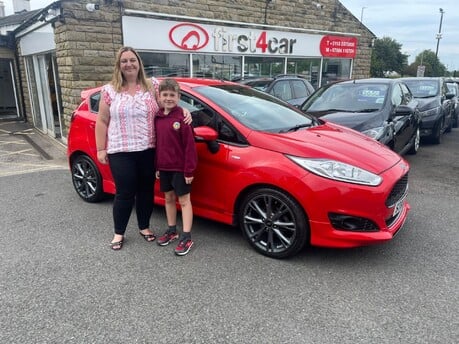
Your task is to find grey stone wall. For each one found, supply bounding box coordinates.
[20,0,374,131]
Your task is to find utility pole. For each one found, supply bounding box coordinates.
[435,8,444,58]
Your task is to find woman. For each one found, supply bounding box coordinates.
[95,46,191,251]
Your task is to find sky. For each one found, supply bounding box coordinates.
[3,0,459,70]
[340,0,459,70]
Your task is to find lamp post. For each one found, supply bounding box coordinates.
[360,6,366,24]
[435,8,444,58]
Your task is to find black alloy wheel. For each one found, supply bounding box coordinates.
[239,188,309,258]
[71,154,104,202]
[407,128,420,155]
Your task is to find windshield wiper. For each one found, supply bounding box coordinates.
[354,108,380,113]
[279,123,312,133]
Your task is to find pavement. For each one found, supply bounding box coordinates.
[0,119,68,177]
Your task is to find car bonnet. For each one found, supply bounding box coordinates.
[247,122,402,175]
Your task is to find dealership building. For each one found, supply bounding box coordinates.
[0,0,375,143]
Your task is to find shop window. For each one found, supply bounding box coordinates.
[322,58,351,85]
[244,56,285,79]
[192,54,242,80]
[139,52,190,77]
[286,58,321,89]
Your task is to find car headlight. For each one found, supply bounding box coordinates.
[362,126,384,140]
[287,156,382,186]
[420,107,440,117]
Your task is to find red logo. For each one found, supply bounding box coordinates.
[169,23,209,51]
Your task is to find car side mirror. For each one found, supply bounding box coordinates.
[445,92,454,100]
[194,126,220,154]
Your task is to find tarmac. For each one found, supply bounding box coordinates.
[0,119,68,177]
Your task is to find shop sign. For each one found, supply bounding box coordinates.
[124,17,352,58]
[320,35,357,58]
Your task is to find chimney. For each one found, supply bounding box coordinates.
[13,0,31,14]
[0,1,5,17]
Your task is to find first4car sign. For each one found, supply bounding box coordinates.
[123,16,358,58]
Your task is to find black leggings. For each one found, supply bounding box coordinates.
[108,148,155,235]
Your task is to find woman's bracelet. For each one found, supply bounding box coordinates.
[97,148,106,152]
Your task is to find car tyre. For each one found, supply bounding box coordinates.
[239,188,309,258]
[71,154,104,202]
[445,116,452,133]
[430,119,443,144]
[407,127,420,155]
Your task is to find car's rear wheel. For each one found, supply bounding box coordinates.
[407,127,420,155]
[71,154,104,202]
[239,188,309,258]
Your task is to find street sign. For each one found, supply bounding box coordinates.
[417,65,425,77]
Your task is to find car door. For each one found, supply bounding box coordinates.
[440,79,452,129]
[179,92,250,221]
[391,83,415,153]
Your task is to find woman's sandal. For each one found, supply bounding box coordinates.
[110,240,124,251]
[139,231,156,242]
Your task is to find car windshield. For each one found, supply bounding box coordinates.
[193,85,316,132]
[403,80,439,98]
[301,83,388,113]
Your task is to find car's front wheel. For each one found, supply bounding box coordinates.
[407,127,420,155]
[239,188,309,258]
[71,154,104,202]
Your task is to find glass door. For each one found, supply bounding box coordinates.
[25,53,63,139]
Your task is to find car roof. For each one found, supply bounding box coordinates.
[335,78,397,85]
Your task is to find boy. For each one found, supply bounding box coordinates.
[155,79,198,256]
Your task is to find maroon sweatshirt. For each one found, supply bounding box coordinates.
[155,106,197,177]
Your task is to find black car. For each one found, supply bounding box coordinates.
[445,80,459,128]
[400,77,454,143]
[238,74,315,107]
[300,78,421,155]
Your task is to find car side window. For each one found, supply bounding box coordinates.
[399,83,412,104]
[180,93,246,145]
[90,92,101,113]
[391,84,403,107]
[271,80,293,101]
[291,80,309,98]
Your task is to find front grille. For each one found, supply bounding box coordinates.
[385,173,409,208]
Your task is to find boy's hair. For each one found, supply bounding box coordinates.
[159,78,180,93]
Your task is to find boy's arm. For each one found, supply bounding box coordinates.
[182,121,198,177]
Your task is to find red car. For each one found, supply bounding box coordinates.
[68,78,410,258]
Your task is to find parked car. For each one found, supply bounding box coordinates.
[237,74,315,107]
[400,77,454,143]
[299,78,421,155]
[445,79,459,128]
[68,78,410,259]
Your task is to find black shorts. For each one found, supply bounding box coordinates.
[159,171,192,196]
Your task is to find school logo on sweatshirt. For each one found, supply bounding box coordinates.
[173,122,181,130]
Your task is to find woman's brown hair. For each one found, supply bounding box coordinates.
[111,46,153,93]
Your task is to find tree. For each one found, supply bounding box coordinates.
[403,50,447,77]
[370,37,408,77]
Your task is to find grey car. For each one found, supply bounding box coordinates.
[401,77,454,144]
[238,75,315,107]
